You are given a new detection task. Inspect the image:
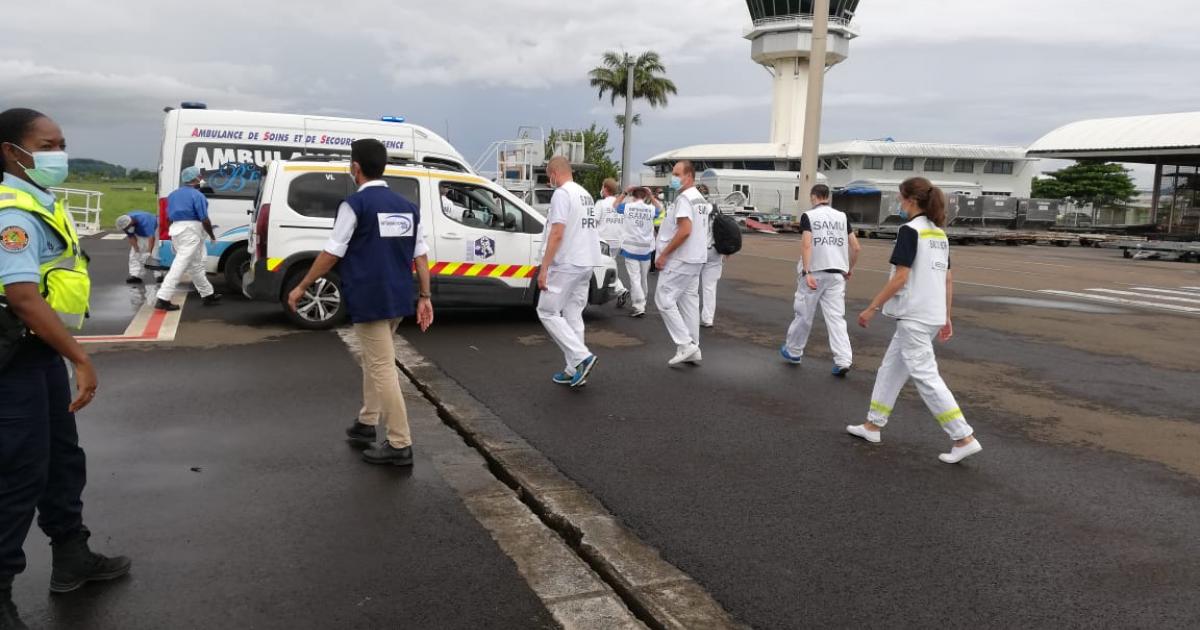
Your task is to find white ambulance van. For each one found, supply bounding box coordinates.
[155,103,472,292]
[244,157,619,329]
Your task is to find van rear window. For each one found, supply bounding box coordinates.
[287,173,421,219]
[181,142,350,200]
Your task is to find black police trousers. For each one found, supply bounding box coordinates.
[0,338,86,582]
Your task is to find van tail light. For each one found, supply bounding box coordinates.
[158,197,170,240]
[255,203,271,259]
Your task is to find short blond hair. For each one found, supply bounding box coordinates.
[602,178,618,195]
[547,155,572,175]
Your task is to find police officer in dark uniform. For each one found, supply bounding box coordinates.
[0,108,130,630]
[287,139,434,467]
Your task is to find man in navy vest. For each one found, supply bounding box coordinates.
[287,139,433,467]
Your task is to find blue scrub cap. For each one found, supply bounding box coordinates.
[180,166,202,184]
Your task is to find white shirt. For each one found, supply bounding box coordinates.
[324,180,429,258]
[542,181,601,268]
[658,186,710,265]
[619,200,658,255]
[595,195,623,244]
[882,215,950,327]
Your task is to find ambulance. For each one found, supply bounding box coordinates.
[154,103,472,292]
[244,157,619,329]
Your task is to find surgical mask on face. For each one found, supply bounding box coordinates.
[668,176,682,191]
[197,179,207,188]
[898,209,909,220]
[10,144,69,188]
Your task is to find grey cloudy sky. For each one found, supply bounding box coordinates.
[2,0,1197,185]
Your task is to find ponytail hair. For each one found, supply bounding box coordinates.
[899,177,947,227]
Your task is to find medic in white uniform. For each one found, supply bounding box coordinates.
[849,177,982,464]
[154,166,220,311]
[536,156,601,387]
[695,183,723,328]
[780,184,860,374]
[594,178,629,306]
[612,186,661,317]
[654,160,710,367]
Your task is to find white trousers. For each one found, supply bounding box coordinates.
[655,262,702,347]
[156,221,214,300]
[700,248,724,326]
[537,266,593,374]
[783,271,852,367]
[605,240,627,295]
[128,237,151,277]
[867,319,973,441]
[621,255,651,312]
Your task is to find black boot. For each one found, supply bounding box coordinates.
[202,293,223,306]
[0,582,27,630]
[362,443,414,467]
[50,530,132,594]
[345,421,376,447]
[153,298,180,312]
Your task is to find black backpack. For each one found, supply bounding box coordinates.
[711,211,742,255]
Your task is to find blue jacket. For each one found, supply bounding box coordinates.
[338,186,420,323]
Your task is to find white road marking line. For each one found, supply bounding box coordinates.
[100,233,126,240]
[1183,286,1200,290]
[1130,287,1200,297]
[1086,288,1200,304]
[1039,290,1200,314]
[739,253,1050,295]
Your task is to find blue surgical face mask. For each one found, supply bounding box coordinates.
[898,209,908,220]
[11,144,69,189]
[668,176,682,191]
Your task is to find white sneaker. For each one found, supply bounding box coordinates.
[938,439,982,464]
[668,343,701,366]
[846,424,881,444]
[687,349,702,363]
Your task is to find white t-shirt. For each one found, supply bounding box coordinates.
[619,200,658,255]
[542,181,601,269]
[658,186,710,265]
[596,195,623,244]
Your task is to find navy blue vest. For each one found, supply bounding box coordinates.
[338,184,419,323]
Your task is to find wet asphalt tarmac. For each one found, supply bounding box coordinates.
[403,236,1200,628]
[10,238,554,629]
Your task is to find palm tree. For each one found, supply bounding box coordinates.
[589,51,676,185]
[614,113,642,131]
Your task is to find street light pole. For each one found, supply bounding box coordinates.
[621,57,635,188]
[798,0,830,218]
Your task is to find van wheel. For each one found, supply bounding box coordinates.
[223,246,251,295]
[282,269,347,330]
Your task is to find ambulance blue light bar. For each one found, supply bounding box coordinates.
[380,116,406,123]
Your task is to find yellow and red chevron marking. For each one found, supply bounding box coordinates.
[428,261,536,279]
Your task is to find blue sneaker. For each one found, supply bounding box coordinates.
[779,345,803,365]
[552,371,573,385]
[571,355,598,388]
[832,365,851,377]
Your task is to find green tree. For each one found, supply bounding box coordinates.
[1031,161,1137,207]
[545,124,619,198]
[589,51,677,180]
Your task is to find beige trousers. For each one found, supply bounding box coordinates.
[354,318,411,448]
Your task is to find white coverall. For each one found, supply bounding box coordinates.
[783,269,852,367]
[699,247,723,326]
[155,221,215,300]
[867,319,973,441]
[128,237,152,277]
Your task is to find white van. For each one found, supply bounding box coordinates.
[696,168,829,216]
[154,103,472,292]
[244,157,619,329]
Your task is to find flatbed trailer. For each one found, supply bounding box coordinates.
[1115,240,1200,262]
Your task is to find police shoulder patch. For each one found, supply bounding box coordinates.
[1,226,30,252]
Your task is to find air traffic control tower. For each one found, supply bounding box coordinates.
[745,1,861,150]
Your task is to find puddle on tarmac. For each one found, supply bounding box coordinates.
[974,296,1129,315]
[587,329,643,348]
[515,334,547,346]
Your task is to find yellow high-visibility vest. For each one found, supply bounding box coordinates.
[0,185,90,329]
